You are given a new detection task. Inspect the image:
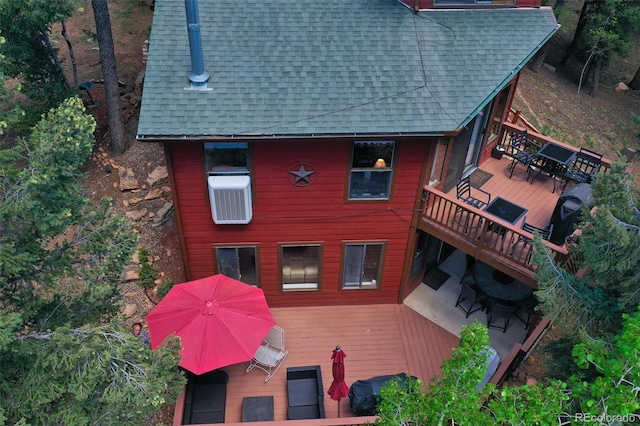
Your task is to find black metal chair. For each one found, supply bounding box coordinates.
[455,282,488,318]
[560,147,602,191]
[486,299,517,333]
[514,294,539,329]
[456,176,491,209]
[507,130,541,180]
[510,217,553,260]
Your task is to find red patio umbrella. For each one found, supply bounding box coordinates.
[146,274,275,375]
[327,346,349,417]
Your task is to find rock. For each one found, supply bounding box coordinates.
[167,249,172,257]
[131,251,140,264]
[144,187,164,200]
[126,208,148,221]
[619,147,636,161]
[543,63,556,73]
[162,185,172,193]
[123,304,138,318]
[119,168,140,191]
[614,81,629,91]
[147,165,168,187]
[124,291,139,298]
[122,266,140,281]
[152,201,174,227]
[126,197,143,206]
[526,377,539,386]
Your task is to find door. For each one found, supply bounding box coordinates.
[463,102,492,176]
[443,102,493,192]
[410,231,454,282]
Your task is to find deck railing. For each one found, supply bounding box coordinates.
[497,121,612,173]
[419,187,569,286]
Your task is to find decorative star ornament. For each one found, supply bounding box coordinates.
[288,162,317,186]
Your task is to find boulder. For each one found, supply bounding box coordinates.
[119,168,140,191]
[123,304,138,318]
[126,208,148,221]
[147,165,168,187]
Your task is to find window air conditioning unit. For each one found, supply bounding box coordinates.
[208,176,252,224]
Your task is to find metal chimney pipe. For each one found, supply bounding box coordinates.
[185,0,209,87]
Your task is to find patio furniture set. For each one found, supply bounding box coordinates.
[145,275,330,424]
[182,364,326,424]
[180,322,326,424]
[455,260,538,333]
[506,130,603,193]
[456,177,553,252]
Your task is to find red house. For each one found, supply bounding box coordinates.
[137,0,559,308]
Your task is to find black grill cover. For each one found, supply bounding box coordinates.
[348,373,415,416]
[549,183,594,245]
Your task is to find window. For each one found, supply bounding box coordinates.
[342,242,385,289]
[205,142,250,175]
[428,139,448,186]
[213,245,259,286]
[349,141,394,200]
[280,244,321,291]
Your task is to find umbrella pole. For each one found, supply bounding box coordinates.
[337,400,340,418]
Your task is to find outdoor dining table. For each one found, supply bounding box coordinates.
[530,142,577,192]
[483,197,528,248]
[473,261,534,303]
[484,197,528,225]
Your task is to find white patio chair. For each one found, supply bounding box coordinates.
[245,325,288,382]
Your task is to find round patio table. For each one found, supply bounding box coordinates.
[473,261,534,302]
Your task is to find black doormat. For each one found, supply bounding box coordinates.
[423,269,451,291]
[469,169,494,189]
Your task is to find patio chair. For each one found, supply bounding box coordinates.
[486,299,517,333]
[456,176,491,209]
[510,217,553,260]
[560,147,602,191]
[246,325,289,382]
[182,369,228,424]
[455,282,488,318]
[514,294,539,329]
[507,130,541,180]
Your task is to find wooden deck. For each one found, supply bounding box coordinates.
[471,153,561,230]
[418,129,608,286]
[174,304,459,425]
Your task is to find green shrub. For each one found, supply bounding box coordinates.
[137,248,158,289]
[157,280,175,300]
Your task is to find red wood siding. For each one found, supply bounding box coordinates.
[168,139,429,308]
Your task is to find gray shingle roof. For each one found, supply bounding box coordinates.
[137,0,558,139]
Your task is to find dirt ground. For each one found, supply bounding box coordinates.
[53,0,639,418]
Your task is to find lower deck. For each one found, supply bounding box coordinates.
[175,303,459,424]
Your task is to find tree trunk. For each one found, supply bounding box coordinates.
[589,56,601,97]
[61,20,78,88]
[528,43,549,73]
[630,65,640,90]
[560,0,591,66]
[92,0,128,154]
